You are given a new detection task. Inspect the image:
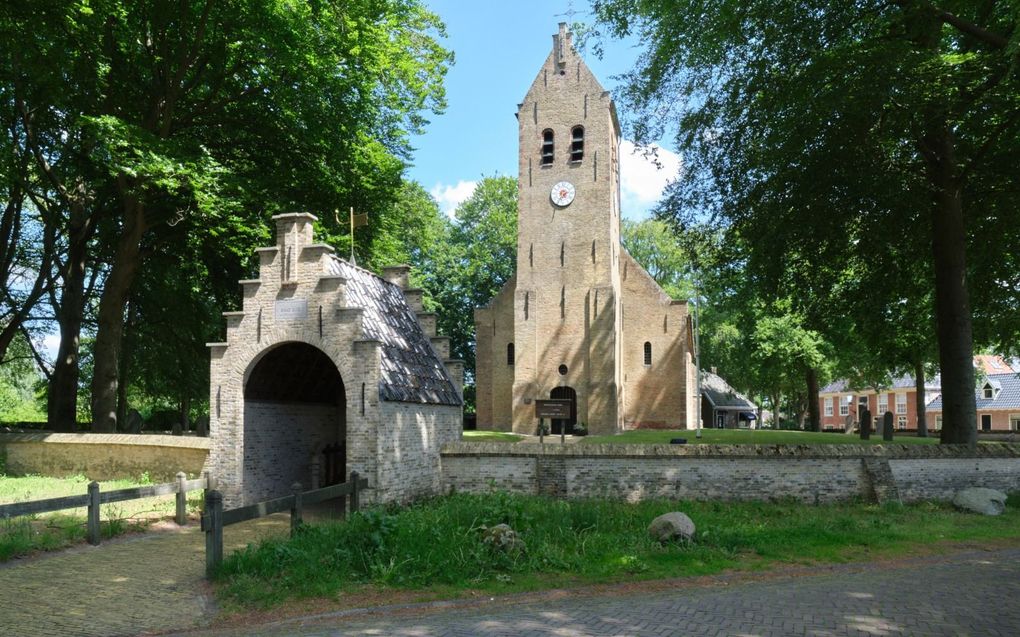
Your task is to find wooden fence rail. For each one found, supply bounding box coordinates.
[0,472,210,546]
[202,471,367,577]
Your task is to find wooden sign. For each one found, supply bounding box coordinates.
[535,399,571,419]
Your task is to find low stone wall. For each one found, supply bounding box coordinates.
[0,433,210,481]
[440,442,1020,503]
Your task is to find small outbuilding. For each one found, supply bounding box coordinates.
[206,213,463,507]
[701,370,758,429]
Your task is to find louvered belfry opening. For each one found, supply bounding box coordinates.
[242,342,346,503]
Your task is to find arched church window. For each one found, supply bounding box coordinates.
[643,342,652,366]
[507,342,515,366]
[570,126,584,162]
[541,129,554,165]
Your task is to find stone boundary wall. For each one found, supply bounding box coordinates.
[0,433,210,481]
[440,442,1020,503]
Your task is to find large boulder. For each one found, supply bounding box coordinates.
[953,487,1007,516]
[480,523,526,553]
[648,511,696,544]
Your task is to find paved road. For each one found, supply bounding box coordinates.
[0,515,290,637]
[175,548,1020,637]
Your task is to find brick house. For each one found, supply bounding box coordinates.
[474,24,697,435]
[819,355,1016,432]
[818,375,941,432]
[927,372,1020,432]
[206,213,463,507]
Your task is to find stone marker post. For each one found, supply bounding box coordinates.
[87,481,101,545]
[859,408,871,441]
[883,411,894,441]
[175,472,188,526]
[290,482,303,535]
[204,490,223,577]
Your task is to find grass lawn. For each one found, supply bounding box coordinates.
[582,428,940,445]
[214,491,1020,610]
[0,474,199,561]
[462,430,522,443]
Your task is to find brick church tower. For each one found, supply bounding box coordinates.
[474,24,696,436]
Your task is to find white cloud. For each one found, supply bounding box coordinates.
[619,140,681,219]
[42,333,60,361]
[430,180,477,217]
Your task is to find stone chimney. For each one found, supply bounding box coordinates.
[381,264,411,290]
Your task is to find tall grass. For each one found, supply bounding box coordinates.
[215,491,1020,608]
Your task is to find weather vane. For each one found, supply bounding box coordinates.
[554,0,578,22]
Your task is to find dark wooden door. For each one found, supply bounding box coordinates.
[550,386,577,435]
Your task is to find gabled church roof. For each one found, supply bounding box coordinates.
[328,258,462,406]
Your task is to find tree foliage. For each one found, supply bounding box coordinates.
[1,1,452,429]
[593,0,1020,443]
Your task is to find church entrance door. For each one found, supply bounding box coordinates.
[549,386,577,435]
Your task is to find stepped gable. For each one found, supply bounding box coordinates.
[327,257,461,406]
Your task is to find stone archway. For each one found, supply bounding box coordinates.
[242,342,346,503]
[550,386,577,435]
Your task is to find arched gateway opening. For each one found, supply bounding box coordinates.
[242,342,346,503]
[550,386,577,435]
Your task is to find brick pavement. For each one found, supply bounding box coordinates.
[0,514,290,637]
[174,547,1020,637]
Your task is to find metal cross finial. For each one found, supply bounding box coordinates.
[554,0,578,21]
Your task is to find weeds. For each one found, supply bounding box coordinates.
[214,491,1020,609]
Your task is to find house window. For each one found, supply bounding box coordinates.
[877,393,888,414]
[507,342,515,366]
[897,416,907,430]
[541,129,554,165]
[839,398,849,417]
[895,393,907,414]
[1010,414,1020,431]
[935,416,943,430]
[824,397,833,417]
[570,126,584,162]
[983,385,994,399]
[643,342,652,366]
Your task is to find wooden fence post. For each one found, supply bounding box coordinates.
[290,482,303,536]
[350,471,360,514]
[204,490,223,578]
[175,472,188,526]
[87,481,101,545]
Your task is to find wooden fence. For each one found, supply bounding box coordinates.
[0,472,210,545]
[201,471,368,577]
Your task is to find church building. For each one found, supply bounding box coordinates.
[474,24,698,436]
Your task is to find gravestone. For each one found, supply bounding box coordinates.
[859,408,871,440]
[883,411,894,441]
[195,414,209,437]
[125,409,143,434]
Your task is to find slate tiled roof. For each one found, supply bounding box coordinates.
[928,373,1020,411]
[820,374,942,395]
[328,258,461,406]
[701,371,757,410]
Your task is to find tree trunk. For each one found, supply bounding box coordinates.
[914,359,928,438]
[47,224,90,432]
[806,367,820,432]
[921,123,976,447]
[115,299,137,430]
[91,201,147,432]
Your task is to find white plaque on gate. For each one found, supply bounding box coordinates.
[275,298,308,321]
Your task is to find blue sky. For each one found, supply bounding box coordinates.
[407,0,680,220]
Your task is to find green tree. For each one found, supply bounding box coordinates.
[418,175,518,399]
[593,0,1020,445]
[621,218,694,300]
[2,1,452,430]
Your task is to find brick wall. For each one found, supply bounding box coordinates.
[441,442,1020,503]
[0,433,209,481]
[373,402,461,503]
[241,400,339,503]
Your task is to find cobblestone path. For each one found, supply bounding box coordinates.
[176,547,1020,637]
[0,515,290,637]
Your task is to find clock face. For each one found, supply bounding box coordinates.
[550,181,576,207]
